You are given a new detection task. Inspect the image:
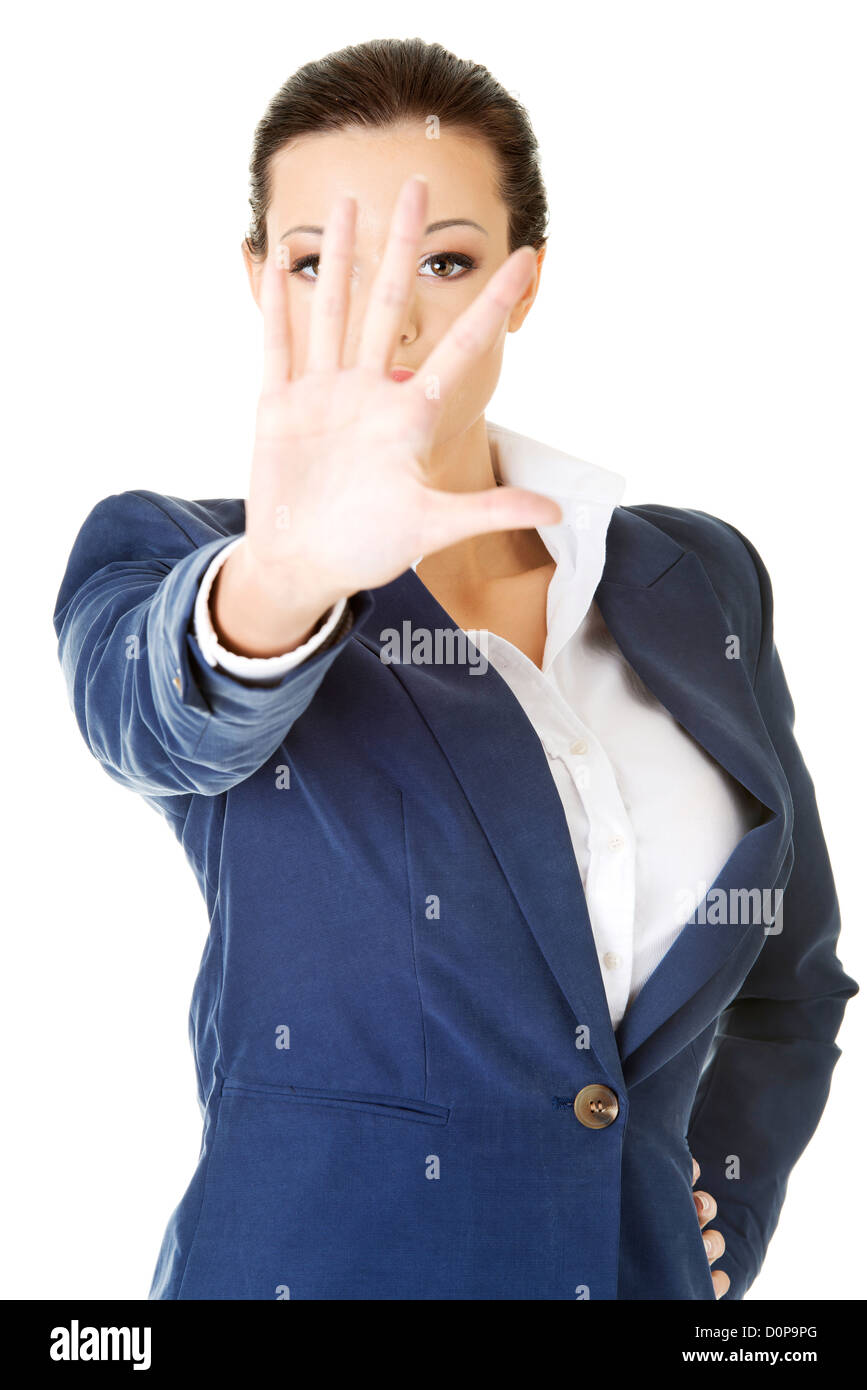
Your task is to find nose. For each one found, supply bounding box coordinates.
[339,270,419,365]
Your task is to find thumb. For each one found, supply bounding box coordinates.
[420,484,563,555]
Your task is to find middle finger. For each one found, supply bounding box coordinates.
[356,174,429,371]
[694,1189,717,1227]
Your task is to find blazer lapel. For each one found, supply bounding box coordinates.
[594,509,795,1085]
[354,570,627,1095]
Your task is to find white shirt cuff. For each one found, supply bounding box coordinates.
[193,535,349,681]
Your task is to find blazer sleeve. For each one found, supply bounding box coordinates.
[53,488,374,798]
[686,522,858,1299]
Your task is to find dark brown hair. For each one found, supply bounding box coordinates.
[243,37,549,263]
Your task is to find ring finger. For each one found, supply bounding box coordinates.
[306,193,357,373]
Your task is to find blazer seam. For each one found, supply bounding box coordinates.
[129,489,214,550]
[688,1030,740,1139]
[645,546,692,590]
[176,812,228,1297]
[399,788,430,1101]
[687,1039,701,1091]
[212,795,229,1100]
[627,507,765,689]
[685,1040,708,1146]
[174,1093,223,1298]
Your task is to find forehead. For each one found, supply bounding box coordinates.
[267,123,506,237]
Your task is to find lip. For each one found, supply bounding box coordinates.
[390,367,415,382]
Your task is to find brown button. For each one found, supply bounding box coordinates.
[573,1083,619,1128]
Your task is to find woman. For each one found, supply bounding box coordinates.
[54,37,856,1301]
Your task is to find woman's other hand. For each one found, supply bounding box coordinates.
[693,1156,731,1299]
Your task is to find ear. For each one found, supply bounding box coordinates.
[508,244,546,332]
[242,240,264,308]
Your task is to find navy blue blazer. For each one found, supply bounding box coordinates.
[53,488,857,1300]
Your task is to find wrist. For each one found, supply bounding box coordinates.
[234,537,344,614]
[211,541,343,658]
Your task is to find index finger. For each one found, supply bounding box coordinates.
[259,241,293,394]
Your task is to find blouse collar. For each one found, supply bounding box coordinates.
[412,419,626,673]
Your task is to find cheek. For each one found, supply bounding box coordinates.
[431,284,506,376]
[431,330,507,447]
[450,291,507,392]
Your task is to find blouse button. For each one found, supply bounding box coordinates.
[602,952,622,971]
[570,738,588,755]
[608,834,625,851]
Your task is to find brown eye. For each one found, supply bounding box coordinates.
[419,252,476,280]
[289,253,320,281]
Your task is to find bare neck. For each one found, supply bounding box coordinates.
[417,417,554,598]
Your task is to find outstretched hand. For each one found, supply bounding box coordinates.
[243,173,562,613]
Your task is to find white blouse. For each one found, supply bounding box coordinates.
[193,421,763,1030]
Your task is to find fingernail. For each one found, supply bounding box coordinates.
[275,245,290,270]
[703,1237,713,1254]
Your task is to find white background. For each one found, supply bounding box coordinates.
[3,0,864,1300]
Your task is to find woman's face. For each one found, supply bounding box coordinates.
[244,122,544,448]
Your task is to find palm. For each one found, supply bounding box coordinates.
[249,366,438,593]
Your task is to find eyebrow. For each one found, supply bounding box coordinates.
[279,218,488,241]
